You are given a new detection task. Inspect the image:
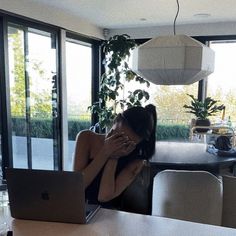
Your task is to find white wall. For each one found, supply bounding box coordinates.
[0,0,104,39]
[1,1,236,40]
[109,22,236,39]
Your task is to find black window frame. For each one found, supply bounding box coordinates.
[0,10,101,176]
[194,35,236,100]
[65,31,101,125]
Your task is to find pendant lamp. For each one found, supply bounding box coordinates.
[132,0,215,85]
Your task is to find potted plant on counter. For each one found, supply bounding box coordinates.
[183,94,225,132]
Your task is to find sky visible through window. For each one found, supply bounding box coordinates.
[208,41,236,124]
[22,35,236,125]
[66,41,92,120]
[208,42,236,93]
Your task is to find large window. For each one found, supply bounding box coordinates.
[153,84,198,124]
[208,41,236,126]
[8,24,60,170]
[0,12,99,175]
[151,83,199,141]
[65,38,92,170]
[0,118,2,178]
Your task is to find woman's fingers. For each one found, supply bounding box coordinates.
[115,140,136,155]
[105,130,138,158]
[107,132,128,145]
[124,141,136,153]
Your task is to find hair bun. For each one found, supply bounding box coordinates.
[145,104,156,113]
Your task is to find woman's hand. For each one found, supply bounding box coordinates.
[102,129,136,159]
[117,140,136,158]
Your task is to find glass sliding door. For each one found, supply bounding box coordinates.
[8,24,60,170]
[0,112,2,179]
[65,39,92,170]
[8,26,27,168]
[208,41,236,127]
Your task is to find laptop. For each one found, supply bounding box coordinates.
[6,168,100,224]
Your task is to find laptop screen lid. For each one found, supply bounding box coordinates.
[6,168,100,224]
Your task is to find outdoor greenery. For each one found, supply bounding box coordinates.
[183,94,225,119]
[12,117,189,141]
[9,30,26,116]
[9,28,52,118]
[154,85,198,123]
[12,117,90,140]
[8,30,236,143]
[156,124,189,141]
[208,87,236,122]
[88,34,150,129]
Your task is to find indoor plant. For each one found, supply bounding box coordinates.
[183,94,225,132]
[89,34,150,130]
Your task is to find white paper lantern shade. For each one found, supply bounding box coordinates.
[132,35,215,85]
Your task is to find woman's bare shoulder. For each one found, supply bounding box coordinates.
[76,130,104,143]
[76,129,93,138]
[75,130,105,161]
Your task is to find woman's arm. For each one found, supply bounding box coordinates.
[98,159,144,202]
[73,130,109,188]
[73,130,128,188]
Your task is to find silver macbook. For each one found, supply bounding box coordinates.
[6,168,100,224]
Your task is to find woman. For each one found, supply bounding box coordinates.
[73,104,157,208]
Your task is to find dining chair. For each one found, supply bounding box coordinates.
[222,175,236,228]
[152,170,223,225]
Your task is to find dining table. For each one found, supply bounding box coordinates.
[2,207,236,236]
[150,141,236,175]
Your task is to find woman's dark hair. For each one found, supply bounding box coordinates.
[117,104,157,160]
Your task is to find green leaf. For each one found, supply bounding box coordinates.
[183,94,225,119]
[89,34,150,128]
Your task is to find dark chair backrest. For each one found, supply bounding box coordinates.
[222,175,236,228]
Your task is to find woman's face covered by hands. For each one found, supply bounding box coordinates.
[104,121,142,159]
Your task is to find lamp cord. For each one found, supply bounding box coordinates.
[173,0,180,35]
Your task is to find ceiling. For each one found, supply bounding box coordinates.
[29,0,236,29]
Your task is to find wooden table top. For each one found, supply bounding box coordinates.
[8,208,236,236]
